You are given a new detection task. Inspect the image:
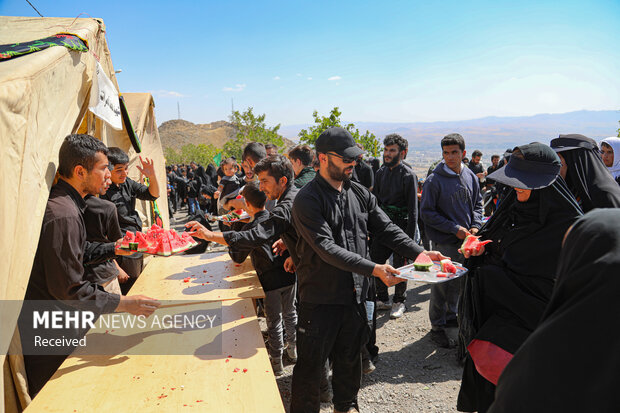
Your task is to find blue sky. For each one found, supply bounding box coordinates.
[2,0,619,127]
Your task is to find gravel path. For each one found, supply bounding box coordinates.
[270,283,463,413]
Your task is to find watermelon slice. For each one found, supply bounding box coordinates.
[157,237,172,256]
[460,235,492,255]
[413,253,433,271]
[146,237,160,255]
[121,231,135,249]
[181,232,199,248]
[440,259,457,274]
[134,231,150,252]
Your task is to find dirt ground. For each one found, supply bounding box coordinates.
[269,282,463,413]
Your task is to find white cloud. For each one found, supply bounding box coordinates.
[222,84,247,92]
[151,90,189,98]
[273,76,280,80]
[307,77,313,80]
[328,76,341,81]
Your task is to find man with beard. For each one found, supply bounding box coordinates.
[185,154,300,273]
[290,127,446,413]
[20,135,159,397]
[372,134,419,319]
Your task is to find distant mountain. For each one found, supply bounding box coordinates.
[279,110,619,150]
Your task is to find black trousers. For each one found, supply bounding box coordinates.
[291,302,369,413]
[370,217,408,303]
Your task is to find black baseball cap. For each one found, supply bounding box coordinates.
[487,143,561,190]
[315,127,364,158]
[550,134,598,153]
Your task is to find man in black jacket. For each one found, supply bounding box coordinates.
[290,127,446,413]
[20,135,159,397]
[372,133,419,319]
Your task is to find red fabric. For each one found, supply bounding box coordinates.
[467,339,514,385]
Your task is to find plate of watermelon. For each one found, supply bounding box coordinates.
[119,224,199,256]
[206,209,250,223]
[395,254,468,284]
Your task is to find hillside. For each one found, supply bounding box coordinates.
[159,119,296,151]
[158,119,234,151]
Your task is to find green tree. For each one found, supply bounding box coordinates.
[298,107,380,157]
[164,143,219,166]
[225,107,284,159]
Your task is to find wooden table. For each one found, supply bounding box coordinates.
[132,251,264,302]
[25,253,283,412]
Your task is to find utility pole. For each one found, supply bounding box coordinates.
[177,101,181,119]
[231,98,234,115]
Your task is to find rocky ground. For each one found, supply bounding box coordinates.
[269,283,463,413]
[171,209,463,413]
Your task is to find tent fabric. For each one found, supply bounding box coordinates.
[122,92,170,230]
[0,17,165,412]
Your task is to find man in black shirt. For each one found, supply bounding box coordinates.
[468,149,486,187]
[186,155,299,266]
[101,147,159,295]
[372,133,419,319]
[290,127,446,413]
[20,135,159,397]
[351,144,375,191]
[83,193,127,294]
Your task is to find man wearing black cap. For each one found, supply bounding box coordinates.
[290,127,446,413]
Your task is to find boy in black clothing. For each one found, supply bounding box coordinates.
[101,147,159,295]
[227,181,297,376]
[186,171,201,215]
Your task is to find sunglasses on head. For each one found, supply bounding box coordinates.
[327,152,362,164]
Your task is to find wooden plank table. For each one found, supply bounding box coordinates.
[132,251,265,302]
[25,252,283,412]
[25,299,284,412]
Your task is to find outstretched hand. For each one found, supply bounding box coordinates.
[185,221,214,241]
[372,263,405,287]
[421,250,449,262]
[272,239,288,256]
[136,156,156,178]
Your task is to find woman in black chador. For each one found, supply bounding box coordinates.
[550,133,620,211]
[488,209,620,413]
[456,143,583,413]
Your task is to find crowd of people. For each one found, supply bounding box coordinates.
[20,129,620,412]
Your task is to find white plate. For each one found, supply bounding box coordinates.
[395,261,468,284]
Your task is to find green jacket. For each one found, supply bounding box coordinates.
[294,167,316,188]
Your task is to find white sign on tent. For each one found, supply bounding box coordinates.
[88,60,122,130]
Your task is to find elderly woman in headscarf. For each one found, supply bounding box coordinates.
[456,143,583,413]
[488,209,620,413]
[600,136,620,184]
[550,134,620,211]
